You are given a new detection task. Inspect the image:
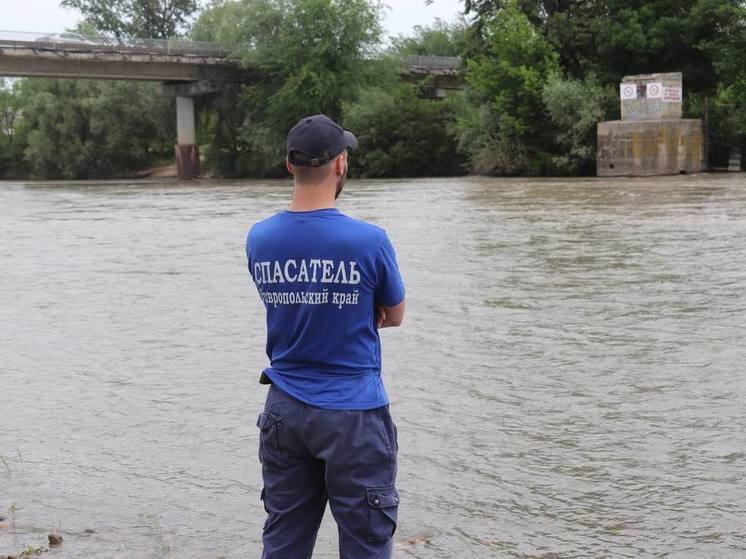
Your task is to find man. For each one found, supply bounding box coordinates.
[246,114,406,558]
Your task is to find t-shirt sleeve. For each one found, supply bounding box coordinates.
[375,232,405,307]
[246,227,254,279]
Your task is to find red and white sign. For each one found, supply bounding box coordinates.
[620,83,637,100]
[663,86,682,102]
[646,82,663,99]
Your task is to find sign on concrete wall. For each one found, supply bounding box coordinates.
[620,83,637,100]
[619,72,683,121]
[600,71,702,177]
[646,83,663,99]
[663,86,682,102]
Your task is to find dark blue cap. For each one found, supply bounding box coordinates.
[286,114,358,167]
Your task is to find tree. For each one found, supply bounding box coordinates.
[342,85,466,177]
[589,1,745,94]
[464,0,746,95]
[60,0,199,38]
[192,0,387,177]
[18,79,174,179]
[461,0,746,173]
[460,0,560,174]
[390,19,469,57]
[542,73,616,174]
[0,79,26,178]
[0,79,22,146]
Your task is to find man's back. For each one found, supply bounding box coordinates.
[249,114,404,559]
[247,207,405,410]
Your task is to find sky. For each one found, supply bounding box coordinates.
[0,0,464,40]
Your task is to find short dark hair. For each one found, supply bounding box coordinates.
[289,159,333,185]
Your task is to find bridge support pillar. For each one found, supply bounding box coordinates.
[175,96,199,180]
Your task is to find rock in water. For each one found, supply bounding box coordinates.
[48,534,64,546]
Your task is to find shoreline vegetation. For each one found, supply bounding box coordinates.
[1,0,744,182]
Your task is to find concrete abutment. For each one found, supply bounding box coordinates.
[597,72,705,177]
[597,120,705,177]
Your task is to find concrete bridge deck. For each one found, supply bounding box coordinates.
[0,30,248,81]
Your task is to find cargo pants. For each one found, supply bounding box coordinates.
[256,384,399,558]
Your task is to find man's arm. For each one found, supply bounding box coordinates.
[374,230,405,328]
[375,301,405,328]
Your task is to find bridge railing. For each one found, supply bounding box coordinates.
[0,30,228,58]
[403,55,462,71]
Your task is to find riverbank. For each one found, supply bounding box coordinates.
[134,164,178,179]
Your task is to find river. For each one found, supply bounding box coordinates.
[1,175,745,558]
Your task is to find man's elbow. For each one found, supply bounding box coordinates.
[385,301,405,327]
[388,316,403,327]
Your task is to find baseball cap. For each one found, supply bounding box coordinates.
[286,114,358,167]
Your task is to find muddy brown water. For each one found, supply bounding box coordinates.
[1,175,745,558]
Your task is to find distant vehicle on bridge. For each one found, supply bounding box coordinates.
[34,32,100,47]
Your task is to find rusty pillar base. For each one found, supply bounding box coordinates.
[175,144,200,180]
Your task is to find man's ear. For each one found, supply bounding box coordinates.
[334,152,347,175]
[286,158,294,176]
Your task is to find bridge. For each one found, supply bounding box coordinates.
[0,30,461,179]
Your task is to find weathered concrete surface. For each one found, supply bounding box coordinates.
[597,120,704,177]
[174,97,199,180]
[0,47,250,81]
[621,72,683,121]
[175,144,200,180]
[176,96,196,145]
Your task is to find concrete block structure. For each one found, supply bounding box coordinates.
[597,72,705,176]
[598,120,704,176]
[620,72,683,121]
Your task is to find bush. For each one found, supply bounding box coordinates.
[342,85,466,177]
[541,73,616,175]
[459,0,560,175]
[193,0,386,178]
[17,79,173,179]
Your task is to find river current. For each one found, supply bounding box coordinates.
[1,175,745,558]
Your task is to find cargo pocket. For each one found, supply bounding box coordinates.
[256,411,286,468]
[366,486,399,543]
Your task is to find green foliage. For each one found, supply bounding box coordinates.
[193,0,388,177]
[390,19,469,57]
[197,84,251,177]
[342,85,466,177]
[0,80,21,142]
[0,79,26,178]
[686,82,746,169]
[542,73,617,175]
[60,0,199,38]
[587,1,745,93]
[460,0,560,174]
[465,0,746,94]
[17,79,173,179]
[2,0,743,179]
[462,0,746,173]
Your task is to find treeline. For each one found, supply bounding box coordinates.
[1,0,744,180]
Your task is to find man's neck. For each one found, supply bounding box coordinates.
[289,182,336,211]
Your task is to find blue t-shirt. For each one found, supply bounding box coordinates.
[246,208,405,410]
